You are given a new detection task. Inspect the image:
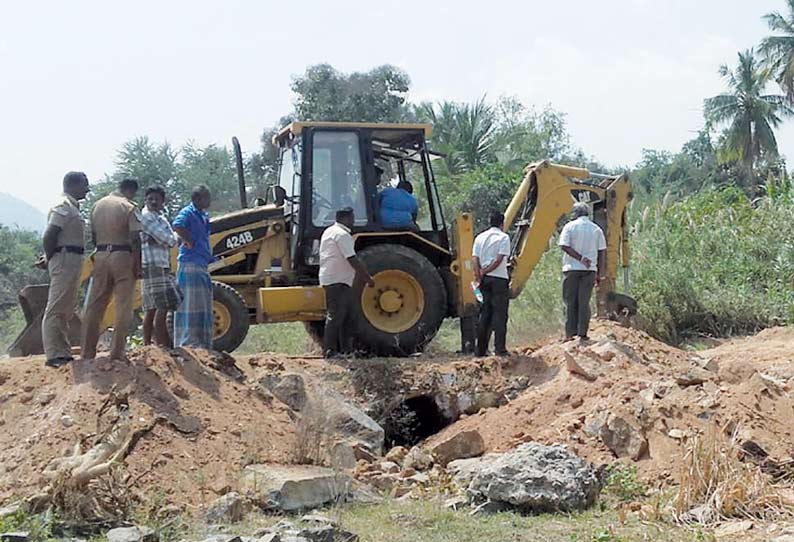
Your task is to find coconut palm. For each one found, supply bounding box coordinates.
[704,50,793,169]
[760,0,794,100]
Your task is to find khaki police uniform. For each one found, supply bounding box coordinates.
[42,194,85,361]
[81,192,142,359]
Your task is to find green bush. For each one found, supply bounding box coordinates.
[632,187,794,343]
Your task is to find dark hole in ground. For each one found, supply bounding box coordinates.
[383,394,455,448]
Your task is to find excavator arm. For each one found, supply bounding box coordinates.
[504,160,635,317]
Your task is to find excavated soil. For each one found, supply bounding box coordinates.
[0,321,793,508]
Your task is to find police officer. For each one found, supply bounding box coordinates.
[81,178,142,361]
[41,171,91,368]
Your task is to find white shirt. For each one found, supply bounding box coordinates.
[559,216,607,272]
[319,222,357,286]
[473,227,511,279]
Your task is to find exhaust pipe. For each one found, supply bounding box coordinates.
[232,136,247,209]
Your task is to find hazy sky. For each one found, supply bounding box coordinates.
[1,0,792,213]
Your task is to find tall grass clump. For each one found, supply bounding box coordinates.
[631,186,794,343]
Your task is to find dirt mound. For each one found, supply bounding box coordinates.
[428,322,794,483]
[0,347,297,506]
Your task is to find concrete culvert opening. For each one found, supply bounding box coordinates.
[383,394,455,448]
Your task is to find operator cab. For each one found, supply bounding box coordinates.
[272,122,449,277]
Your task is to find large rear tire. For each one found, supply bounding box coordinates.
[353,245,446,356]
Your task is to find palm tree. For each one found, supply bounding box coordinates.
[760,0,794,100]
[704,50,793,170]
[417,97,496,174]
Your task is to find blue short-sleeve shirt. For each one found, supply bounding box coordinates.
[172,203,213,266]
[378,187,418,228]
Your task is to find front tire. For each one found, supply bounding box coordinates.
[353,245,446,356]
[211,282,250,352]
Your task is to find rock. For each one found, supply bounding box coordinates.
[379,461,400,474]
[694,356,719,373]
[714,520,754,539]
[444,496,468,510]
[773,536,794,542]
[563,350,600,381]
[599,414,648,460]
[667,429,687,440]
[106,527,157,542]
[589,340,641,363]
[204,492,250,523]
[448,457,492,487]
[369,473,398,491]
[329,441,358,470]
[258,534,281,542]
[384,446,408,465]
[36,391,55,406]
[469,500,511,515]
[297,526,358,542]
[676,367,713,387]
[0,503,21,519]
[465,443,600,512]
[0,533,29,542]
[398,467,417,478]
[428,430,485,466]
[403,446,433,471]
[318,389,385,454]
[200,536,241,542]
[241,464,351,511]
[260,373,308,411]
[407,472,430,485]
[351,443,377,463]
[60,414,75,428]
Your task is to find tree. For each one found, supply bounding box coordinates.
[291,64,411,122]
[417,97,497,174]
[760,0,794,100]
[493,97,571,166]
[704,50,793,173]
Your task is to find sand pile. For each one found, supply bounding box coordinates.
[428,322,794,483]
[0,347,297,507]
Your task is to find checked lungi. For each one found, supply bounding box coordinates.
[142,266,183,311]
[174,262,213,348]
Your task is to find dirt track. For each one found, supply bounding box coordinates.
[1,321,792,509]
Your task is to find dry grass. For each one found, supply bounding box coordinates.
[292,393,333,465]
[674,423,794,525]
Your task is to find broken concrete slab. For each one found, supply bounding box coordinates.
[465,443,600,512]
[241,464,351,512]
[428,429,485,466]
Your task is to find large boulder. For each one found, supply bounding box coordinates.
[428,430,485,466]
[241,464,351,512]
[260,373,308,411]
[463,443,601,512]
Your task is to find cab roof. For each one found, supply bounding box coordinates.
[273,121,433,145]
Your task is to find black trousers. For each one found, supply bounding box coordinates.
[563,271,597,338]
[323,283,353,357]
[476,276,510,356]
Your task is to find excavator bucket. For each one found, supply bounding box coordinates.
[7,284,82,357]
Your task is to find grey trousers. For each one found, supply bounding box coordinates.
[563,271,596,338]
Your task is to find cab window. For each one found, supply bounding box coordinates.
[311,131,367,227]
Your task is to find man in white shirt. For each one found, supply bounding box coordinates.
[473,211,511,357]
[559,202,607,342]
[319,207,374,358]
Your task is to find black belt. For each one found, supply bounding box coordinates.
[55,245,84,255]
[95,244,132,252]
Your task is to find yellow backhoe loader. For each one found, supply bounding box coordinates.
[9,121,635,357]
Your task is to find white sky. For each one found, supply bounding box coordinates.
[1,0,792,213]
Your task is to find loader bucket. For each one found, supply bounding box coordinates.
[7,284,82,357]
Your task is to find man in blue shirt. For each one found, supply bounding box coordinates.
[172,185,214,349]
[378,180,419,230]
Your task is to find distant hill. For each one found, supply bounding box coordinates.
[0,193,46,233]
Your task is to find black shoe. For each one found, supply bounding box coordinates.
[45,357,72,368]
[496,350,510,357]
